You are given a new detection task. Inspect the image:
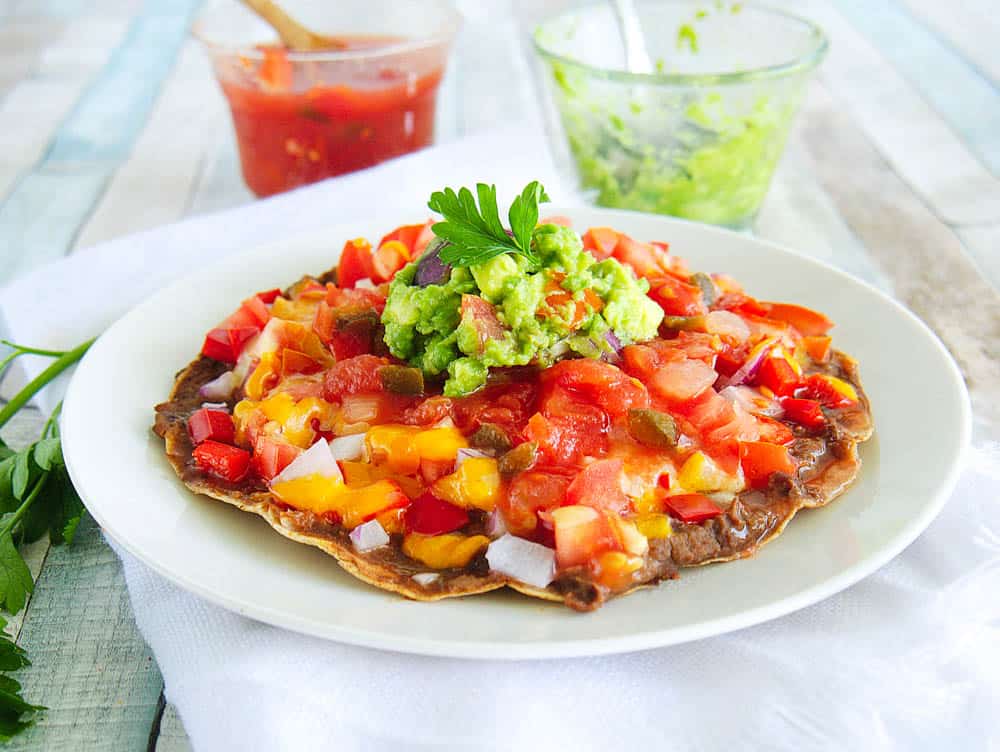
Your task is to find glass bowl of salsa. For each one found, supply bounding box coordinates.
[195,0,461,197]
[532,1,827,230]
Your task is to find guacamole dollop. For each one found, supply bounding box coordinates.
[381,225,663,396]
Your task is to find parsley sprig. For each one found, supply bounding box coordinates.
[0,337,94,738]
[427,181,550,268]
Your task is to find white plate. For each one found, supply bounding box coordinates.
[61,207,970,659]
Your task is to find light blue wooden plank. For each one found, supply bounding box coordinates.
[833,0,1000,178]
[0,167,112,284]
[0,0,202,286]
[46,0,202,164]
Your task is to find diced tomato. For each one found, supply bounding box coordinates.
[259,46,292,89]
[450,381,537,438]
[313,302,378,360]
[371,240,409,282]
[550,505,619,568]
[612,235,665,279]
[541,359,648,418]
[413,222,436,257]
[540,215,572,227]
[754,415,795,445]
[780,397,826,431]
[524,408,608,465]
[671,331,720,367]
[256,288,283,304]
[802,336,832,363]
[739,441,796,490]
[502,469,573,536]
[378,222,428,256]
[322,354,390,401]
[419,458,454,485]
[797,374,856,408]
[742,313,796,345]
[252,436,302,481]
[337,238,375,289]
[648,275,708,317]
[759,302,833,336]
[715,292,768,317]
[201,326,259,364]
[402,396,454,427]
[661,493,722,523]
[404,492,469,535]
[755,357,800,397]
[582,227,620,259]
[565,459,629,514]
[648,358,717,404]
[326,285,387,312]
[622,344,659,381]
[241,295,271,329]
[193,441,251,482]
[187,408,235,446]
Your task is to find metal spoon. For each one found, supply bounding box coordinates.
[239,0,348,51]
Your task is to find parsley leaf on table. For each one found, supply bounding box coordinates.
[428,181,550,268]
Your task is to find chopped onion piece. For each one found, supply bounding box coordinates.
[486,534,556,588]
[704,310,750,342]
[455,447,491,469]
[412,573,440,586]
[719,385,784,418]
[485,510,508,538]
[271,438,342,485]
[349,519,389,552]
[433,416,456,429]
[354,277,375,289]
[198,370,238,401]
[329,433,365,461]
[341,394,381,423]
[200,401,229,411]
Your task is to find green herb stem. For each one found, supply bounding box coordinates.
[0,338,94,432]
[0,341,69,358]
[0,473,49,537]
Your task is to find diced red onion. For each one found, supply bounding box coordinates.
[354,277,375,290]
[271,438,342,485]
[456,447,491,469]
[486,534,556,588]
[415,239,452,287]
[718,339,775,388]
[604,330,623,354]
[718,385,784,418]
[704,310,750,342]
[349,519,389,552]
[198,370,238,401]
[412,572,440,586]
[485,509,508,538]
[328,433,365,461]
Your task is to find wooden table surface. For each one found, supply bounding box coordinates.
[0,1,997,749]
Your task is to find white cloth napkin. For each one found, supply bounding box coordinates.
[2,124,999,752]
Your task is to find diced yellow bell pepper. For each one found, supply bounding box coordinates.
[233,399,260,445]
[593,551,644,589]
[814,374,859,403]
[432,457,502,511]
[270,474,344,514]
[271,296,320,324]
[635,513,672,539]
[365,425,468,475]
[402,533,490,570]
[678,451,741,494]
[245,351,280,401]
[771,345,803,377]
[336,480,408,529]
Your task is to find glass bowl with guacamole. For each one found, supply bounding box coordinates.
[532,1,827,230]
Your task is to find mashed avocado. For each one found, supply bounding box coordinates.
[381,224,663,396]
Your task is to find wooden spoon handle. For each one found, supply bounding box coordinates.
[239,0,346,51]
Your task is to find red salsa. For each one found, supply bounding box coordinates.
[220,41,444,197]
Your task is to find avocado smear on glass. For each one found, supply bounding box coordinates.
[381,224,663,396]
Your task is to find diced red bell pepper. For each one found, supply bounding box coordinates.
[240,295,271,329]
[797,374,856,408]
[658,473,671,490]
[565,459,629,515]
[739,441,796,490]
[754,415,795,445]
[755,357,800,397]
[187,408,235,446]
[802,336,832,363]
[256,288,283,304]
[378,222,428,256]
[780,397,826,431]
[337,238,375,289]
[404,492,469,535]
[759,302,833,336]
[193,441,251,482]
[661,493,722,523]
[201,326,259,364]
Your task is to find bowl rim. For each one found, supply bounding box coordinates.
[533,0,828,85]
[192,0,463,62]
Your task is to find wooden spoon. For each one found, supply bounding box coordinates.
[239,0,348,51]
